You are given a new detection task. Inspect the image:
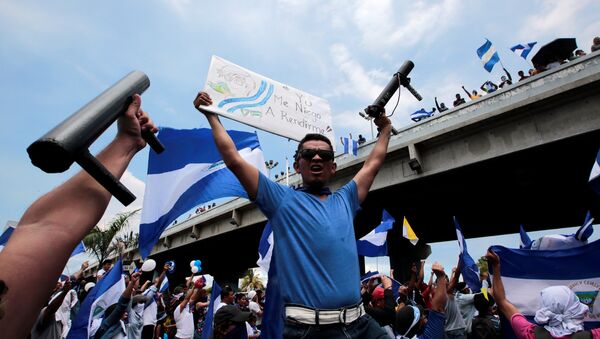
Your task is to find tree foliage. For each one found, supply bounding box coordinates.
[83,209,139,265]
[240,268,265,292]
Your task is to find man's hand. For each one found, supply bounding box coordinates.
[81,261,89,271]
[381,275,392,290]
[116,94,158,152]
[130,272,141,283]
[432,262,444,276]
[163,263,170,272]
[63,278,71,291]
[194,92,213,111]
[373,115,391,133]
[485,249,500,268]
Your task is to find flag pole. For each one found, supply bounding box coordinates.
[285,156,289,186]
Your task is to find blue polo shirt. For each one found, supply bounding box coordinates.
[255,172,361,309]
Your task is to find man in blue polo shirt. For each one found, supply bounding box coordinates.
[194,91,392,338]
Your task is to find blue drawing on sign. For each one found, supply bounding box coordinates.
[218,80,268,108]
[227,83,274,113]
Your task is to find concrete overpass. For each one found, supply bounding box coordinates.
[143,52,600,282]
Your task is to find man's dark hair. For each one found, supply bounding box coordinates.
[102,259,113,266]
[474,293,495,315]
[220,285,234,299]
[295,134,333,159]
[456,282,467,292]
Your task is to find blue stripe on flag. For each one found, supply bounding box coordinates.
[352,140,358,156]
[159,276,169,293]
[70,241,86,257]
[147,128,261,174]
[343,137,349,155]
[510,42,537,59]
[68,260,124,339]
[476,39,500,73]
[490,239,600,279]
[519,225,533,249]
[257,223,273,273]
[454,217,482,292]
[575,211,594,242]
[261,246,284,339]
[0,226,15,246]
[201,281,222,339]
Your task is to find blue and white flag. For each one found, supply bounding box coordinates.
[589,147,600,195]
[0,225,15,249]
[357,209,395,257]
[519,225,533,249]
[68,259,125,339]
[159,276,169,293]
[454,217,481,292]
[477,39,500,73]
[342,137,358,156]
[575,211,594,242]
[490,240,600,334]
[70,241,86,257]
[261,243,284,339]
[257,222,274,274]
[201,280,222,339]
[510,42,537,59]
[139,128,267,258]
[360,271,403,300]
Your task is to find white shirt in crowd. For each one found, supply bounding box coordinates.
[174,305,195,339]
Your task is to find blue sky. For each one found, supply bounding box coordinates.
[1,1,599,273]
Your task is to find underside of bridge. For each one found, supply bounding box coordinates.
[151,129,600,283]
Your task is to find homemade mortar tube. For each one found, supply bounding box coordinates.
[27,70,165,206]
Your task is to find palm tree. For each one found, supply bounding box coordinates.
[83,209,139,265]
[240,268,265,292]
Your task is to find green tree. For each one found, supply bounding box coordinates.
[83,209,139,265]
[240,268,265,292]
[477,256,489,274]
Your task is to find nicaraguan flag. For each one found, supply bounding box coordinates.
[0,225,15,249]
[360,271,402,300]
[589,148,600,195]
[510,42,537,59]
[68,259,125,339]
[342,137,359,156]
[519,225,533,249]
[201,280,222,339]
[70,241,86,257]
[477,39,500,73]
[490,240,600,334]
[139,127,267,258]
[530,211,595,250]
[454,217,481,292]
[402,217,419,245]
[257,222,274,274]
[159,276,169,293]
[357,209,395,257]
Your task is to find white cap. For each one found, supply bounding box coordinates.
[247,290,257,301]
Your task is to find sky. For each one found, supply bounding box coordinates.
[1,0,599,277]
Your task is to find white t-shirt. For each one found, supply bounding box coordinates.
[142,286,158,326]
[248,301,262,325]
[174,305,195,339]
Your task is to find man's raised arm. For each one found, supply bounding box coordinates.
[0,94,157,338]
[353,115,392,202]
[194,92,259,200]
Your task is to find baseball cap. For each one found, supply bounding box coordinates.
[214,305,250,325]
[372,286,385,301]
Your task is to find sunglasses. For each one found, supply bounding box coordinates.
[297,148,334,161]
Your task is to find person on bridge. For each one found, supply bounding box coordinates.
[461,86,482,100]
[194,91,393,338]
[0,95,157,338]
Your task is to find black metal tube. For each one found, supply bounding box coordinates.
[372,61,414,108]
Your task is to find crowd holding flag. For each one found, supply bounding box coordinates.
[67,260,125,339]
[356,209,395,257]
[138,127,267,258]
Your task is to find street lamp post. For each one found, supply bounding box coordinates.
[265,160,279,179]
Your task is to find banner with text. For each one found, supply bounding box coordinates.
[203,55,335,143]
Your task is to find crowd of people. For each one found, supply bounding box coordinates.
[0,35,599,338]
[413,37,600,123]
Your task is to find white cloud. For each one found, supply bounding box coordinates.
[519,0,592,40]
[97,170,146,234]
[329,43,383,99]
[353,0,462,49]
